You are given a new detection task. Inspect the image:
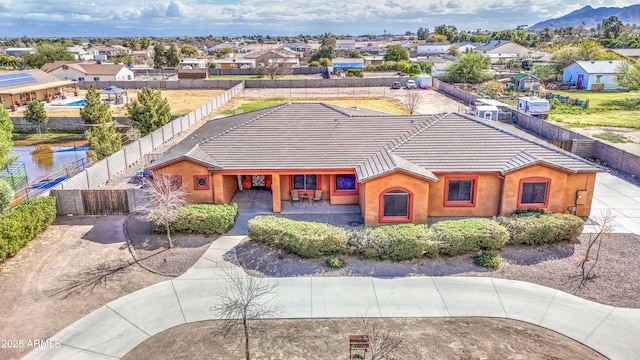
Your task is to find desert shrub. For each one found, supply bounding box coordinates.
[474,251,502,268]
[496,213,584,245]
[432,219,509,257]
[150,203,238,235]
[347,69,363,77]
[326,255,346,268]
[0,196,57,263]
[248,216,347,258]
[348,224,436,261]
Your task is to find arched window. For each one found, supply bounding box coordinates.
[380,188,412,223]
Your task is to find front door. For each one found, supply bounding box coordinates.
[251,175,265,187]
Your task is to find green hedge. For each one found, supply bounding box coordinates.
[496,213,584,246]
[248,216,347,258]
[432,218,509,257]
[348,224,437,261]
[150,203,238,235]
[0,196,57,263]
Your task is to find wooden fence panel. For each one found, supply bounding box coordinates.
[547,140,573,152]
[81,190,129,215]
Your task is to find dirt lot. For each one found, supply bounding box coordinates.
[0,215,213,359]
[565,125,640,156]
[238,87,464,115]
[124,318,604,360]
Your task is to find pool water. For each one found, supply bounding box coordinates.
[65,99,87,106]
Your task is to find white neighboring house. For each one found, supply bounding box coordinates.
[431,62,453,77]
[336,39,356,50]
[180,58,208,69]
[5,48,35,57]
[67,46,94,61]
[562,60,625,90]
[451,42,477,53]
[43,62,135,81]
[417,43,452,56]
[485,53,519,63]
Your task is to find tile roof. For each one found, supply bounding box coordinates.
[148,103,602,179]
[571,60,625,74]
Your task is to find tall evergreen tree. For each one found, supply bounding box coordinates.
[80,86,112,124]
[0,107,17,170]
[85,124,121,162]
[125,87,171,134]
[24,99,48,135]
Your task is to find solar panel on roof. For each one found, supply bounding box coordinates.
[0,72,37,88]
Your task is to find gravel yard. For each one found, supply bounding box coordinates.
[235,232,640,308]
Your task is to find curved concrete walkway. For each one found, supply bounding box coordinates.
[23,234,640,360]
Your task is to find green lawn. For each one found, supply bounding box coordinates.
[547,90,640,128]
[550,90,640,109]
[222,100,289,115]
[209,75,306,80]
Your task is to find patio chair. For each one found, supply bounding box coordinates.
[313,190,323,205]
[291,190,300,205]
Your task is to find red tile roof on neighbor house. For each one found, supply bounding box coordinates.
[148,103,602,180]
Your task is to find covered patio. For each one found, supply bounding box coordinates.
[230,188,360,215]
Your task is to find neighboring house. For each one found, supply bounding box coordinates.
[430,62,453,77]
[180,58,208,69]
[213,56,255,69]
[245,49,300,67]
[607,48,640,60]
[209,42,246,54]
[89,45,121,57]
[451,42,477,53]
[146,103,601,226]
[331,58,364,72]
[485,53,519,63]
[131,49,153,61]
[0,69,73,110]
[281,42,312,55]
[67,46,94,61]
[512,73,540,91]
[357,44,383,55]
[335,39,356,50]
[42,62,135,81]
[417,43,452,56]
[363,55,385,66]
[474,40,531,59]
[5,47,35,57]
[178,69,208,79]
[111,45,132,54]
[562,60,625,90]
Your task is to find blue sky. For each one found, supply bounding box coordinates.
[0,0,637,37]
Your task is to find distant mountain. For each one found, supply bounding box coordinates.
[528,5,640,30]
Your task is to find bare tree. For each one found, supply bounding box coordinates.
[256,53,293,80]
[579,209,615,287]
[402,90,422,115]
[210,267,281,360]
[357,316,404,360]
[139,173,187,249]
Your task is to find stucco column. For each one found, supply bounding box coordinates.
[271,174,281,213]
[212,173,224,204]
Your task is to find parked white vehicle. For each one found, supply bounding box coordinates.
[405,80,417,89]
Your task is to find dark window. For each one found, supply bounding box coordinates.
[335,174,356,191]
[293,175,317,190]
[447,180,473,202]
[170,175,182,188]
[383,190,409,217]
[521,182,548,204]
[194,175,209,190]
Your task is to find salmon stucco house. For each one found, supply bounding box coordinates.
[146,103,602,225]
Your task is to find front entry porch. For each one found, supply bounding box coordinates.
[229,188,360,215]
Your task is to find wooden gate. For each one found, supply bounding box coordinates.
[81,190,130,215]
[547,140,573,152]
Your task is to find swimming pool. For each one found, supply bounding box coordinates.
[65,99,87,106]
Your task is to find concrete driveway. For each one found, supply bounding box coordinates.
[591,172,640,235]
